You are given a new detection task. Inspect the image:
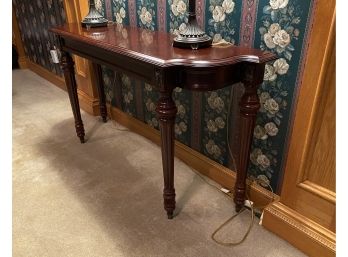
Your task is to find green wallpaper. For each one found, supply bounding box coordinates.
[100,0,315,192]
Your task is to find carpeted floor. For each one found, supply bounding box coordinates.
[12,69,307,257]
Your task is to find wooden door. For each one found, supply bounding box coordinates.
[262,1,336,256]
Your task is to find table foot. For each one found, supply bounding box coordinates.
[167,212,174,219]
[75,121,85,144]
[234,187,245,212]
[163,189,176,219]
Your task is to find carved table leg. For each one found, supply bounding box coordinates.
[156,88,177,219]
[60,52,85,143]
[234,64,264,212]
[93,63,107,122]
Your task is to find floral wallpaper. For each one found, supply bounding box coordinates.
[249,0,312,188]
[100,0,314,192]
[207,0,241,44]
[13,0,315,193]
[13,0,66,76]
[168,0,189,35]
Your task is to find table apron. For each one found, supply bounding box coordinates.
[175,65,242,91]
[62,38,156,84]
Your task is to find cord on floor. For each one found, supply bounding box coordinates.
[104,80,275,246]
[198,89,275,246]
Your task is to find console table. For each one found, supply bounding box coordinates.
[50,23,276,219]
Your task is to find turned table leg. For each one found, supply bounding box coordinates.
[156,87,177,219]
[60,51,85,143]
[234,63,264,212]
[93,63,108,122]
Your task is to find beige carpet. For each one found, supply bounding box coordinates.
[12,69,307,257]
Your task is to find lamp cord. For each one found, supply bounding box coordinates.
[209,87,274,246]
[105,69,275,246]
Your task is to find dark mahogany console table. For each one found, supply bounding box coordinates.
[50,23,276,219]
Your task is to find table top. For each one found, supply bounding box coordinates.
[50,23,276,68]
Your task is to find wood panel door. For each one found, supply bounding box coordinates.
[280,7,336,232]
[262,1,336,256]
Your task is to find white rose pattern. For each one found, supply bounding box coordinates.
[273,29,291,48]
[137,0,156,30]
[116,13,123,24]
[212,6,226,22]
[95,0,103,13]
[269,23,281,35]
[169,0,188,36]
[264,122,279,136]
[264,58,289,81]
[222,0,235,14]
[112,0,127,25]
[264,98,279,115]
[140,7,152,25]
[257,154,271,170]
[254,125,268,140]
[259,92,271,104]
[171,0,187,16]
[263,24,291,49]
[207,117,225,133]
[208,0,236,44]
[145,98,156,113]
[273,58,289,75]
[269,0,289,10]
[205,140,222,159]
[173,23,187,36]
[144,83,152,92]
[176,103,186,118]
[178,23,187,32]
[264,64,277,81]
[213,34,222,43]
[120,74,134,115]
[207,92,225,113]
[249,0,306,184]
[175,122,187,135]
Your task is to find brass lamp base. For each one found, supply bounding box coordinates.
[81,0,108,28]
[173,15,212,50]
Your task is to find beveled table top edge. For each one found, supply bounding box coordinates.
[50,24,277,68]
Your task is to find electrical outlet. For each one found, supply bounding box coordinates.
[50,49,60,64]
[244,200,253,209]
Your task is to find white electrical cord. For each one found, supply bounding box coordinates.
[209,87,275,246]
[105,69,275,246]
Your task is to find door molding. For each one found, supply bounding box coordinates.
[262,0,336,256]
